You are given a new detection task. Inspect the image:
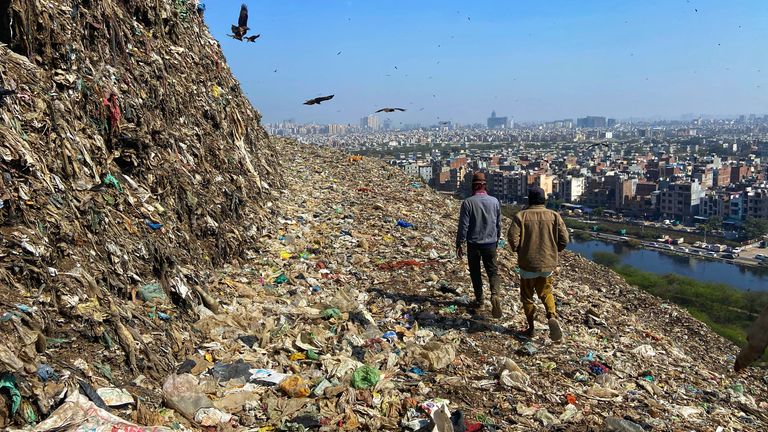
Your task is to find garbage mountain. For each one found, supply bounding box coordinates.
[1,1,767,431]
[0,0,278,426]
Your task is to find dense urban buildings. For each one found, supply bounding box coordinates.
[272,113,768,231]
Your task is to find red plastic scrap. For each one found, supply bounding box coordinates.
[566,393,577,405]
[465,421,483,432]
[103,93,121,131]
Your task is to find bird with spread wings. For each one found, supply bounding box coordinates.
[304,95,335,105]
[230,4,250,40]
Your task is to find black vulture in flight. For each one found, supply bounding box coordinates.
[304,95,335,105]
[231,4,250,39]
[376,108,406,113]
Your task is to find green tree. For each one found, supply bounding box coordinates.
[743,217,768,240]
[703,215,723,242]
[593,207,605,217]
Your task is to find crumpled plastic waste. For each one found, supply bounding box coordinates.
[351,365,380,389]
[279,375,311,398]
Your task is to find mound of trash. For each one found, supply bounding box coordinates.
[1,1,767,431]
[0,0,278,427]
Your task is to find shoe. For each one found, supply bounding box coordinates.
[548,318,563,342]
[491,296,502,319]
[516,327,534,338]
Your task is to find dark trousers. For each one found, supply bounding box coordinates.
[467,244,499,301]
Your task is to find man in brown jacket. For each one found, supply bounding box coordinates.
[735,304,768,371]
[507,186,569,341]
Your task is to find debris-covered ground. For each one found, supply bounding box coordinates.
[9,138,768,431]
[0,1,767,431]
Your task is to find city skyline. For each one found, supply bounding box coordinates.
[205,1,768,124]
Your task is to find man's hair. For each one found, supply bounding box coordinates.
[528,186,546,205]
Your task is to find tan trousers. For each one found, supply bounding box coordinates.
[520,276,558,322]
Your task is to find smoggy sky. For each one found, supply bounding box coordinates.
[203,0,768,125]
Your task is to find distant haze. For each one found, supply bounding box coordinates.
[204,0,768,124]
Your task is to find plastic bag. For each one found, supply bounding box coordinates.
[351,365,380,389]
[279,375,310,398]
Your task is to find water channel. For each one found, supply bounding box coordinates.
[568,238,768,292]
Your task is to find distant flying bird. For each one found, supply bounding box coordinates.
[303,95,334,105]
[375,108,406,113]
[245,34,261,42]
[439,121,450,125]
[586,143,610,149]
[394,66,398,70]
[694,8,698,12]
[231,4,249,39]
[337,51,342,55]
[419,108,424,111]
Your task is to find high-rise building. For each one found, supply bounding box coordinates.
[487,111,509,129]
[577,116,607,128]
[607,118,617,128]
[360,115,380,130]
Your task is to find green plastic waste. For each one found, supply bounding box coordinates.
[440,305,458,314]
[0,374,21,415]
[321,308,342,320]
[351,365,380,389]
[20,400,36,423]
[102,173,123,192]
[306,349,320,360]
[274,274,288,284]
[139,283,166,302]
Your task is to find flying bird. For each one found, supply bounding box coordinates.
[586,143,610,149]
[231,4,249,39]
[337,51,342,55]
[375,108,406,113]
[303,95,334,105]
[245,34,261,42]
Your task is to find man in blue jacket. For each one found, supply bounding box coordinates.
[456,172,503,318]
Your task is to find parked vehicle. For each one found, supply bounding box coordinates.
[721,253,737,260]
[756,254,768,261]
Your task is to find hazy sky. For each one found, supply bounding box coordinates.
[203,0,768,125]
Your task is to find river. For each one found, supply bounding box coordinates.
[567,238,768,292]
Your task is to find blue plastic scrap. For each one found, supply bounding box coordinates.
[145,220,163,230]
[409,367,426,376]
[396,219,414,228]
[37,365,55,382]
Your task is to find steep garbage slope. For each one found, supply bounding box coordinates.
[0,0,278,426]
[72,139,761,430]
